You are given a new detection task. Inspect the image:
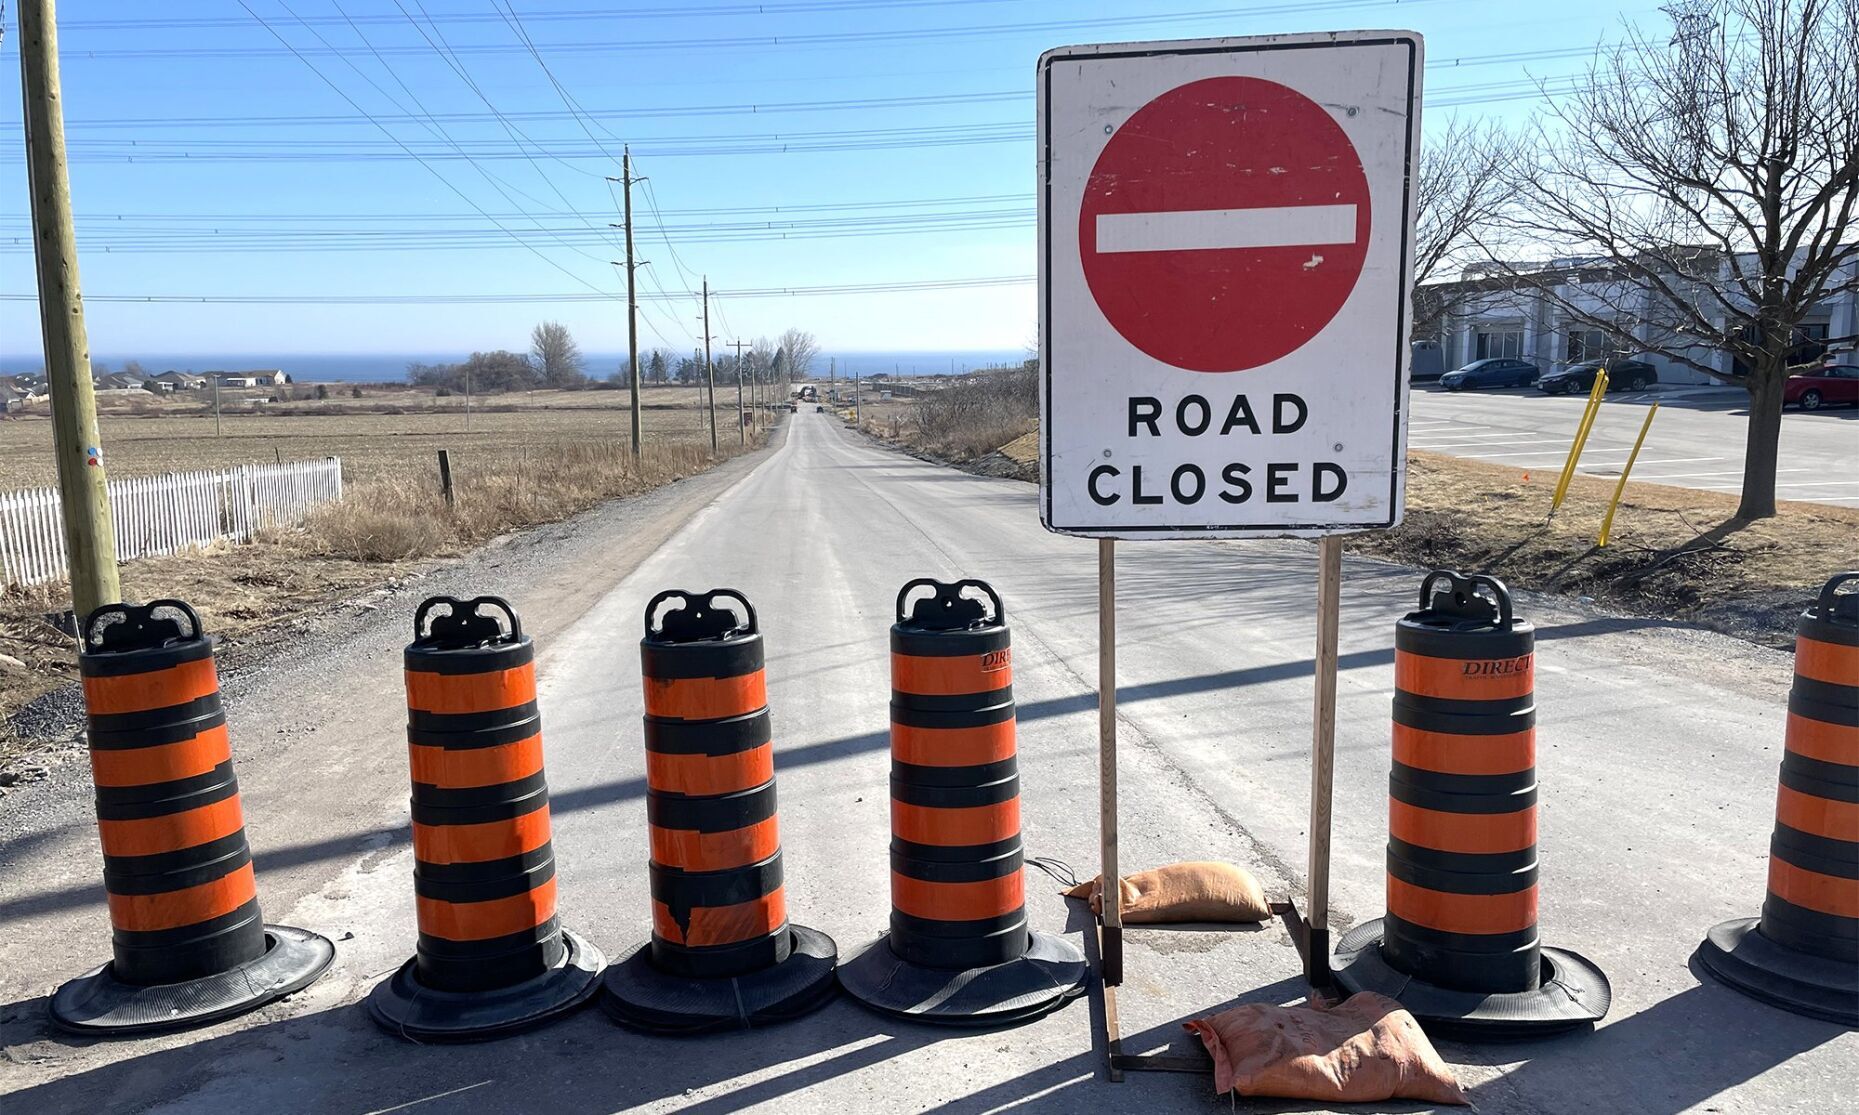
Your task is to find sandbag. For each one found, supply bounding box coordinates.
[1061,861,1269,923]
[1185,992,1468,1105]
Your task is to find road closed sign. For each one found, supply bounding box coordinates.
[1039,32,1422,537]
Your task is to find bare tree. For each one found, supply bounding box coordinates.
[530,320,586,388]
[1411,116,1518,336]
[776,328,820,380]
[1494,0,1859,519]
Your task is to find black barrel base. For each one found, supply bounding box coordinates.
[1695,917,1859,1027]
[367,927,604,1043]
[1333,918,1610,1039]
[600,923,838,1035]
[838,929,1086,1028]
[49,924,335,1037]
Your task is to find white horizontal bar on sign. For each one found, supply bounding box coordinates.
[1095,204,1357,254]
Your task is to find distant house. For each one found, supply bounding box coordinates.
[155,371,207,390]
[0,383,27,413]
[241,370,289,387]
[212,372,260,388]
[92,373,144,394]
[142,378,176,394]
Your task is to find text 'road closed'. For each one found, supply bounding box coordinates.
[1081,393,1350,508]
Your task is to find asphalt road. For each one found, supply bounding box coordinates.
[1,411,1853,1113]
[1408,384,1859,506]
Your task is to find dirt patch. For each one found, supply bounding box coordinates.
[1350,451,1857,646]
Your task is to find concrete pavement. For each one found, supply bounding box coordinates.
[1409,385,1859,506]
[1,410,1853,1113]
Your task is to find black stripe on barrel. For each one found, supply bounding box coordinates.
[403,596,564,994]
[78,602,268,987]
[888,578,1028,971]
[1384,571,1542,994]
[641,589,791,979]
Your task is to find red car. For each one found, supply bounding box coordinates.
[1784,365,1859,410]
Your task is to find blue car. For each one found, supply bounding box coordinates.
[1439,358,1540,391]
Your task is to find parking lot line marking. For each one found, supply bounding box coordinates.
[1631,468,1809,481]
[1412,438,1566,449]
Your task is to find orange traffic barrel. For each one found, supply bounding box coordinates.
[50,600,334,1035]
[1697,571,1858,1024]
[601,589,838,1033]
[368,596,604,1041]
[839,578,1085,1026]
[1334,571,1609,1037]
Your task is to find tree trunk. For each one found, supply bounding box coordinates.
[1734,359,1786,521]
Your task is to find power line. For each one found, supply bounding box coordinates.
[0,274,1037,305]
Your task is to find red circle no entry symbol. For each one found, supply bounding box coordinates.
[1080,76,1371,374]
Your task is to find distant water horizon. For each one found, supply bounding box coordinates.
[0,348,1028,383]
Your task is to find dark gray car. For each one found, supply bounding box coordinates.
[1439,358,1540,390]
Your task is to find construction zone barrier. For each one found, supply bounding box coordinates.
[1697,571,1859,1025]
[368,596,604,1041]
[601,588,838,1033]
[839,578,1086,1026]
[50,600,334,1035]
[1333,571,1610,1037]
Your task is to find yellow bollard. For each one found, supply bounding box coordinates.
[1597,403,1659,547]
[1550,365,1610,517]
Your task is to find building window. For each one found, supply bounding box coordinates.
[1565,329,1615,363]
[1475,330,1523,360]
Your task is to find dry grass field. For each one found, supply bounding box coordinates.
[0,384,753,487]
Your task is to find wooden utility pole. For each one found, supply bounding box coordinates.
[729,340,748,444]
[622,147,641,456]
[701,278,717,455]
[19,0,119,620]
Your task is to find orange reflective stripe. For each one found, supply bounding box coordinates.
[650,816,780,872]
[646,744,773,797]
[890,871,1024,922]
[652,890,786,948]
[1395,650,1534,701]
[403,664,535,714]
[1785,712,1859,767]
[83,657,219,715]
[1767,857,1859,919]
[1392,723,1533,776]
[1795,636,1859,689]
[1386,876,1537,935]
[417,877,556,941]
[1388,798,1535,854]
[1776,783,1859,842]
[97,795,247,858]
[643,673,765,720]
[88,724,232,788]
[891,799,1019,846]
[107,862,256,932]
[891,651,1012,696]
[891,721,1016,767]
[408,734,544,789]
[413,806,553,865]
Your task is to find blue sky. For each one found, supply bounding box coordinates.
[0,0,1672,365]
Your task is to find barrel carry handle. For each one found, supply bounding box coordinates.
[896,577,1005,628]
[645,588,758,640]
[413,595,522,648]
[1814,571,1859,625]
[1417,569,1514,631]
[83,598,204,652]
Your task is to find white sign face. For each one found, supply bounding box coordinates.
[1039,32,1422,538]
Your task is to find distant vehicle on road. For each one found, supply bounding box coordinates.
[1537,359,1659,395]
[1784,365,1859,410]
[1440,358,1538,391]
[815,404,825,412]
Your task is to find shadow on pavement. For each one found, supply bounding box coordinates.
[1460,966,1848,1115]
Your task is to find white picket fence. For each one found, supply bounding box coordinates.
[0,457,344,589]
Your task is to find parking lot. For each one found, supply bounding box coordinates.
[1408,383,1859,506]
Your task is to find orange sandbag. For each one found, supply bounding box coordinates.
[1184,992,1468,1105]
[1061,860,1268,923]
